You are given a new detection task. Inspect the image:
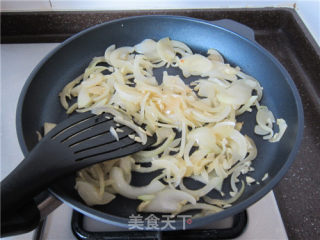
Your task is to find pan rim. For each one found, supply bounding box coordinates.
[16,15,304,230]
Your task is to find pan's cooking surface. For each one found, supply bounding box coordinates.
[16,16,303,229]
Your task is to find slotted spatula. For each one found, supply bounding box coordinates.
[1,111,155,214]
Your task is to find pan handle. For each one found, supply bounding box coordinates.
[210,19,255,41]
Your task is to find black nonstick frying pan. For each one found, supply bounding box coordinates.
[8,16,304,235]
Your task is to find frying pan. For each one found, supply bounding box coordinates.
[10,16,303,234]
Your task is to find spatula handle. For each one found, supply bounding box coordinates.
[1,141,71,211]
[1,155,47,236]
[1,141,73,236]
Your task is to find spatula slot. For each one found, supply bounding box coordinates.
[74,139,139,162]
[72,128,135,153]
[64,119,133,147]
[60,118,112,143]
[51,112,95,140]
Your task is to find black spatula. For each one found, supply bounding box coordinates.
[1,111,155,213]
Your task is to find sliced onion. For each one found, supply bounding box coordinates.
[236,95,258,115]
[156,37,175,63]
[203,180,245,206]
[177,122,187,157]
[246,176,255,185]
[110,167,165,199]
[104,44,116,65]
[237,72,263,101]
[78,87,92,108]
[119,156,134,183]
[171,40,193,55]
[114,82,143,102]
[137,188,196,213]
[44,122,57,135]
[207,49,224,63]
[59,74,83,109]
[75,181,115,206]
[183,139,195,167]
[188,127,219,152]
[256,106,275,128]
[179,54,212,77]
[109,46,134,70]
[36,131,42,141]
[57,38,287,215]
[254,125,270,135]
[269,119,287,142]
[115,117,147,145]
[229,129,247,160]
[191,105,231,123]
[222,81,253,105]
[135,39,160,61]
[110,126,119,141]
[152,157,185,187]
[172,203,223,216]
[134,131,175,160]
[179,176,221,199]
[255,105,276,140]
[91,106,147,145]
[153,127,174,146]
[262,173,269,181]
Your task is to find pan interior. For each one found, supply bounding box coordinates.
[18,16,302,226]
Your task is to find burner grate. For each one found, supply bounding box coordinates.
[71,210,247,240]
